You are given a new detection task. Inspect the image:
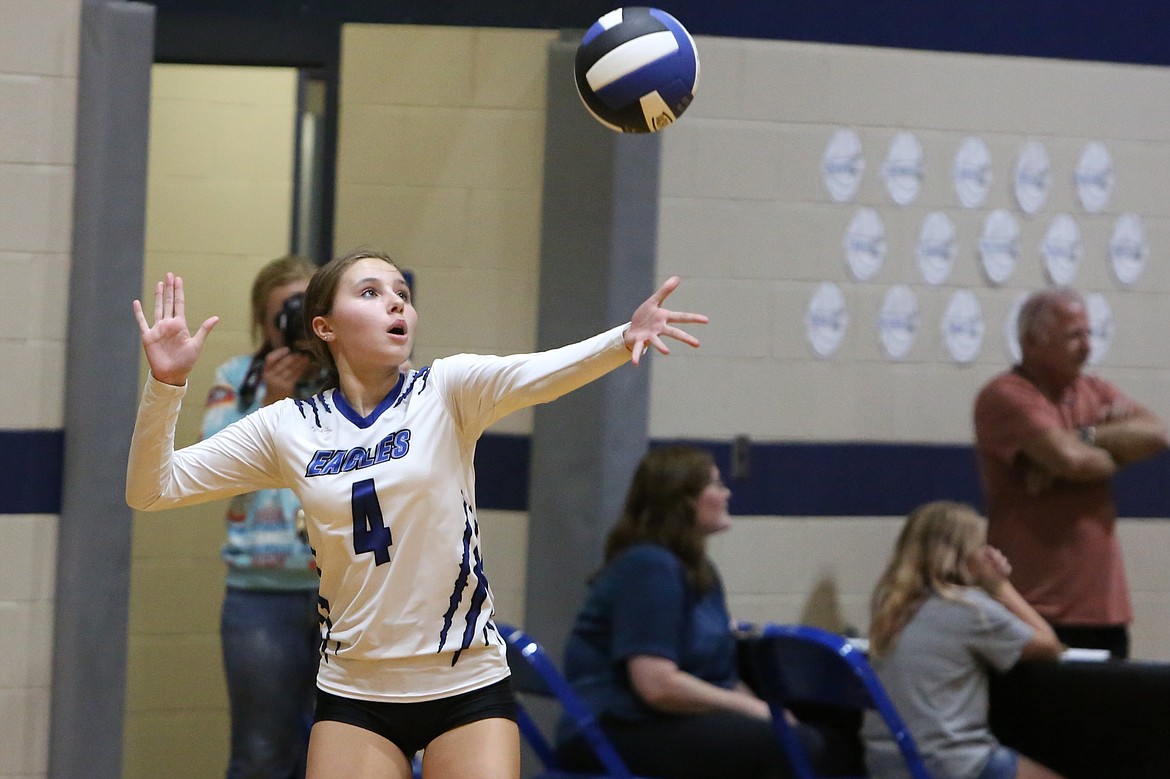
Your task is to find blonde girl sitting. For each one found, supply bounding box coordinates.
[864,501,1064,779]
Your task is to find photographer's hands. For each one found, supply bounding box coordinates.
[261,348,313,405]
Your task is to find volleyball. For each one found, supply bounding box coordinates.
[574,7,700,133]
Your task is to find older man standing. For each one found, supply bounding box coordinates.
[974,288,1168,658]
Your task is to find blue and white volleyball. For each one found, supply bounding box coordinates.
[575,7,699,133]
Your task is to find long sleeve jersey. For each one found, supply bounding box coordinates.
[128,324,631,702]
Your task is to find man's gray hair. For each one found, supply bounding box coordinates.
[1017,288,1084,344]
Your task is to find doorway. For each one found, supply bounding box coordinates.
[122,63,321,779]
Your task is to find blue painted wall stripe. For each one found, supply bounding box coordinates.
[0,430,64,515]
[152,1,1170,71]
[6,430,1166,518]
[472,436,1170,518]
[688,440,985,517]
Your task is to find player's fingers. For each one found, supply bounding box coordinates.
[152,280,164,322]
[664,325,701,348]
[162,271,175,318]
[630,340,645,366]
[651,275,681,305]
[192,316,220,347]
[173,275,187,319]
[667,310,709,325]
[132,299,150,335]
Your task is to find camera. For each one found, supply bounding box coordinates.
[276,292,309,353]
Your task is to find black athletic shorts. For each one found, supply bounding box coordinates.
[314,677,518,757]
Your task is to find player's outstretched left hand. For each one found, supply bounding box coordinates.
[624,276,708,366]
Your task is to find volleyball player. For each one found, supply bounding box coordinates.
[127,249,707,779]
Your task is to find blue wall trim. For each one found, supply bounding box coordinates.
[473,435,1170,519]
[692,440,985,517]
[1111,455,1170,518]
[8,429,1165,518]
[151,0,1170,69]
[670,2,1170,66]
[0,430,64,515]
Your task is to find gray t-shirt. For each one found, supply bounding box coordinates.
[862,588,1033,779]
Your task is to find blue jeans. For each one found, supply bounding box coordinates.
[976,745,1020,779]
[221,588,320,779]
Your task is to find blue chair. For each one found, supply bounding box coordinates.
[496,622,654,779]
[748,623,932,779]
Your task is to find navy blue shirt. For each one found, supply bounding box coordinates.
[559,543,739,734]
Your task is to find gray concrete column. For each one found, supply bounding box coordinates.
[50,3,155,777]
[524,33,662,662]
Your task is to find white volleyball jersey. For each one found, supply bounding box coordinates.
[127,324,630,702]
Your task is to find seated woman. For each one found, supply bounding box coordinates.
[865,501,1065,779]
[555,445,819,779]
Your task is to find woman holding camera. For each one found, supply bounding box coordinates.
[201,254,324,779]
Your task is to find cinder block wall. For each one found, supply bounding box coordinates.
[654,39,1170,656]
[334,23,561,626]
[0,2,80,776]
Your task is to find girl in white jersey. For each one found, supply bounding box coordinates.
[127,249,707,779]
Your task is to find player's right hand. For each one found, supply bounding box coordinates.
[132,272,219,387]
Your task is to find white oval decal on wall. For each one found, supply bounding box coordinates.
[882,132,923,206]
[806,282,849,357]
[878,284,919,359]
[822,128,865,203]
[1014,139,1050,215]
